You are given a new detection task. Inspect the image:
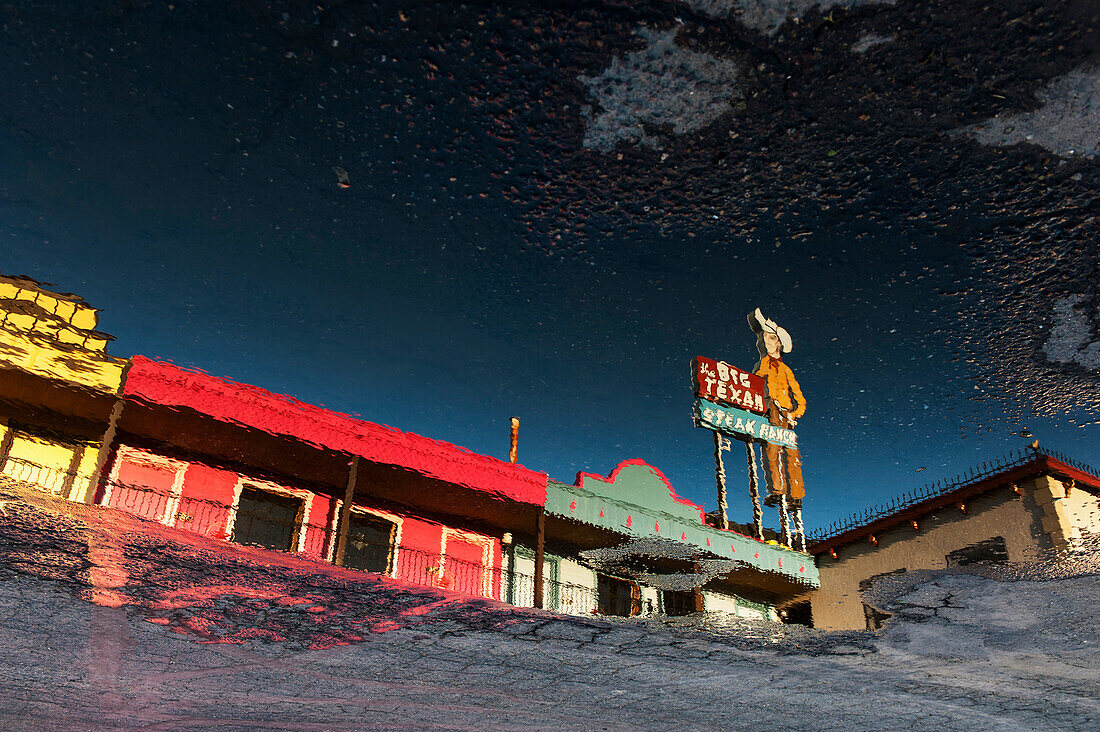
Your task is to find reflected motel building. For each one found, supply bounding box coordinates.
[6,275,1097,628]
[0,276,816,620]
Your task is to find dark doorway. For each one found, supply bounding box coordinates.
[662,590,697,616]
[946,536,1009,567]
[231,486,302,552]
[597,574,641,617]
[343,512,397,574]
[781,600,813,627]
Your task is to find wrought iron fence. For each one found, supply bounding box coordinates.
[383,543,599,613]
[809,446,1100,542]
[103,478,332,556]
[0,455,88,498]
[0,454,601,614]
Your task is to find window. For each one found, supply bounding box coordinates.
[781,600,813,627]
[597,574,641,617]
[342,512,397,575]
[946,536,1008,567]
[231,485,303,552]
[662,590,697,616]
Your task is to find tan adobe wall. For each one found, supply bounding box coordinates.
[1062,485,1100,543]
[811,476,1049,630]
[1031,475,1100,549]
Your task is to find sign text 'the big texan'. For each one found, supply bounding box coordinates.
[692,356,766,414]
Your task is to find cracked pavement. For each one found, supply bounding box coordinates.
[1,481,1097,730]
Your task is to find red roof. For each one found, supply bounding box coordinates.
[809,454,1099,555]
[124,356,547,506]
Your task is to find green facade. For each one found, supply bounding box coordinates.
[546,460,820,588]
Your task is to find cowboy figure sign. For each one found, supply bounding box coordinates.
[748,308,806,508]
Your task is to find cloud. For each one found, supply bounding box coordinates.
[1043,295,1100,371]
[851,32,894,54]
[578,27,743,153]
[678,0,897,36]
[960,67,1100,159]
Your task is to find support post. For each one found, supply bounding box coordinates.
[793,505,806,552]
[533,507,546,609]
[60,444,87,500]
[502,533,515,605]
[692,561,705,613]
[333,455,360,566]
[713,432,729,530]
[84,398,125,504]
[0,425,15,472]
[745,441,764,540]
[778,495,792,548]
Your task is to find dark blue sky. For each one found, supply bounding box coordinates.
[2,1,1097,532]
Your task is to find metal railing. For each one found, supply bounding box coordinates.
[0,454,601,614]
[385,543,598,613]
[809,446,1100,542]
[104,479,332,556]
[0,455,89,498]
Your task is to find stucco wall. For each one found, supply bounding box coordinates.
[556,558,597,615]
[558,557,596,591]
[1056,482,1100,546]
[2,432,77,495]
[701,589,739,614]
[811,477,1049,630]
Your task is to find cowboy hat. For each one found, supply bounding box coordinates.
[747,307,793,353]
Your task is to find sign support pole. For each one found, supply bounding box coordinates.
[792,506,806,552]
[745,441,764,540]
[713,432,730,530]
[778,495,792,548]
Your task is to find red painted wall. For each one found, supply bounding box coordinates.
[175,463,237,540]
[110,458,176,522]
[304,492,335,560]
[101,444,505,599]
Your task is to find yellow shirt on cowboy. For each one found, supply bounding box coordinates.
[755,355,806,420]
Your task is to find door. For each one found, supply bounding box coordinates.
[597,574,641,616]
[231,486,302,552]
[445,537,490,597]
[508,549,560,609]
[342,512,396,574]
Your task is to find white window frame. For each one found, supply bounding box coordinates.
[326,501,404,577]
[226,477,313,553]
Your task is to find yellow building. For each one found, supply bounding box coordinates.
[808,451,1100,630]
[0,275,127,502]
